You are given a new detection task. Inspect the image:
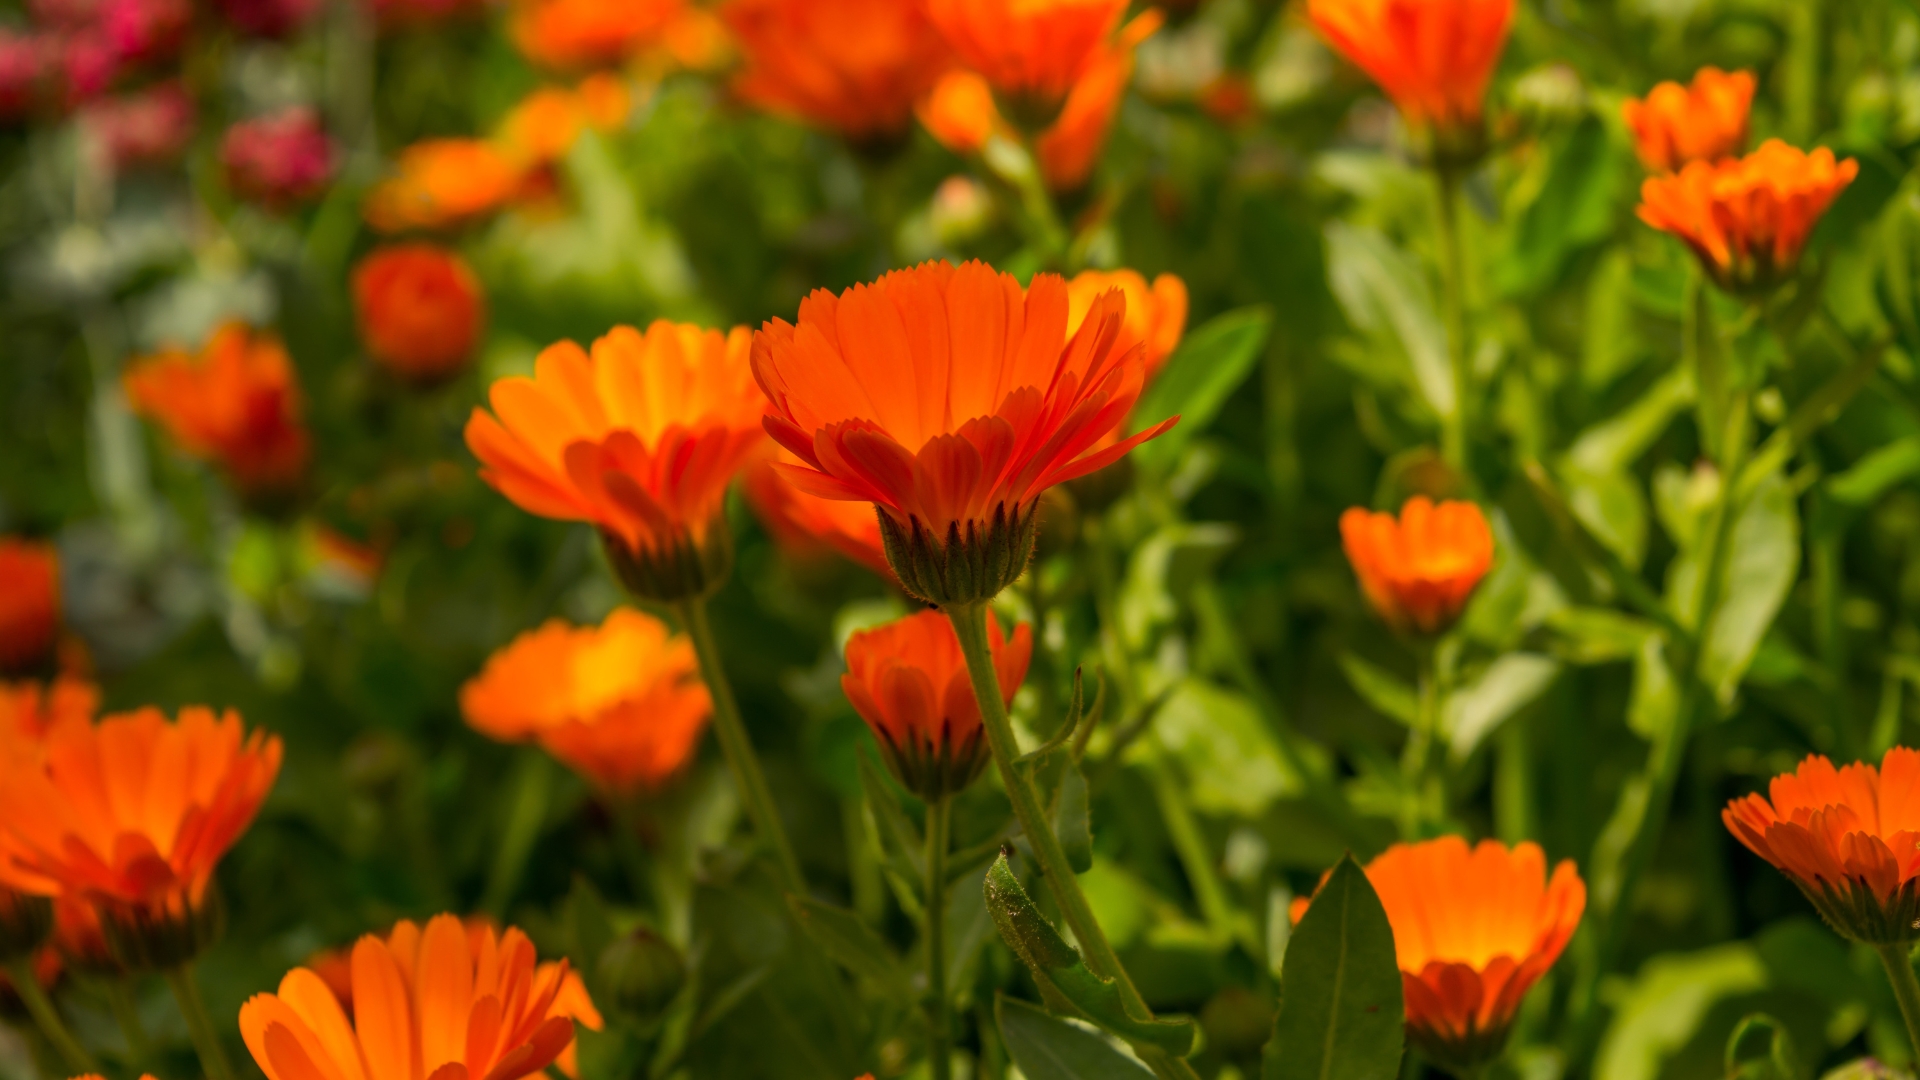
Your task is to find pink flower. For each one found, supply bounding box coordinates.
[58,30,117,103]
[212,0,319,38]
[222,107,335,207]
[101,0,190,65]
[0,31,51,119]
[83,80,193,167]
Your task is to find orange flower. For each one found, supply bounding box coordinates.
[1065,268,1188,384]
[1723,747,1920,943]
[923,0,1127,107]
[511,0,682,69]
[1622,67,1755,173]
[751,260,1176,605]
[843,609,1029,799]
[1291,838,1585,1074]
[918,69,1002,154]
[0,539,58,674]
[723,0,952,139]
[465,321,764,599]
[0,705,281,967]
[0,676,97,753]
[742,451,891,579]
[460,608,711,795]
[1340,496,1493,635]
[364,139,524,234]
[353,244,486,385]
[52,894,117,974]
[497,87,586,165]
[1308,0,1512,150]
[240,914,581,1080]
[123,322,311,496]
[1032,9,1159,190]
[1637,139,1858,294]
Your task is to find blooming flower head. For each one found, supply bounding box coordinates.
[222,107,336,209]
[751,260,1176,606]
[241,914,583,1080]
[1065,268,1188,385]
[1622,67,1755,173]
[1637,139,1858,295]
[465,321,764,600]
[124,322,311,497]
[0,705,282,968]
[353,244,486,385]
[0,31,51,120]
[923,0,1126,110]
[722,0,952,141]
[918,69,1002,154]
[100,0,190,66]
[510,0,682,69]
[842,609,1029,800]
[82,80,193,168]
[364,139,525,234]
[460,608,711,795]
[1291,837,1585,1075]
[1032,9,1159,190]
[0,540,59,674]
[1308,0,1513,158]
[1723,747,1920,944]
[742,451,891,579]
[1340,496,1493,635]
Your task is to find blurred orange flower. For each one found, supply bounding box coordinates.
[0,539,58,674]
[0,705,281,966]
[353,243,486,385]
[924,0,1126,106]
[742,452,891,579]
[918,69,1002,154]
[1638,139,1858,294]
[240,913,580,1080]
[496,77,632,167]
[465,321,764,597]
[1340,496,1493,635]
[1622,67,1754,173]
[364,139,524,233]
[751,260,1175,604]
[1308,0,1512,144]
[123,322,311,496]
[1033,9,1159,190]
[723,0,951,139]
[511,0,682,69]
[1065,268,1188,384]
[843,609,1029,800]
[460,608,711,795]
[1725,748,1920,943]
[52,894,116,974]
[0,676,96,752]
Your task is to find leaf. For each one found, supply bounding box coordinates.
[1445,653,1562,761]
[1581,248,1642,388]
[1141,679,1301,816]
[1698,473,1801,708]
[1563,465,1651,571]
[1131,307,1273,465]
[1118,524,1239,650]
[996,996,1155,1080]
[786,896,911,993]
[1324,221,1454,418]
[945,860,995,997]
[983,853,1197,1055]
[1262,855,1404,1080]
[1547,607,1659,665]
[1498,116,1624,296]
[1594,942,1767,1080]
[1054,759,1092,874]
[1338,653,1416,726]
[858,752,923,878]
[1827,434,1920,508]
[1725,1013,1808,1080]
[1626,633,1680,740]
[1565,366,1696,477]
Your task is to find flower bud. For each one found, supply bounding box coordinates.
[597,928,685,1022]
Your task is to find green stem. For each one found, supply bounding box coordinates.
[481,752,553,918]
[166,963,237,1080]
[1879,943,1920,1064]
[1433,167,1471,475]
[107,977,154,1064]
[5,957,96,1073]
[674,596,806,896]
[924,796,953,1080]
[1148,762,1252,954]
[945,603,1200,1080]
[1401,645,1441,839]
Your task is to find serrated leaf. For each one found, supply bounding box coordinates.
[1263,855,1404,1080]
[1130,306,1272,465]
[787,896,911,992]
[997,996,1155,1080]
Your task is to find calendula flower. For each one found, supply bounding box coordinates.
[1065,268,1188,384]
[51,894,116,974]
[222,107,336,209]
[722,0,951,140]
[1724,748,1920,944]
[352,244,486,385]
[1308,0,1512,159]
[918,69,1001,154]
[843,609,1029,800]
[363,139,524,233]
[1637,139,1858,295]
[923,0,1126,110]
[1032,9,1159,190]
[0,540,58,674]
[0,888,51,962]
[0,677,96,752]
[1340,496,1493,635]
[1622,67,1755,173]
[494,77,629,165]
[742,452,891,579]
[510,0,682,69]
[124,322,311,496]
[240,914,581,1080]
[1291,838,1585,1076]
[751,260,1176,606]
[465,321,764,600]
[0,705,281,968]
[460,608,711,795]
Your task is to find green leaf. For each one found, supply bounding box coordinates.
[1564,365,1695,483]
[1725,1013,1808,1080]
[1054,758,1092,874]
[945,860,995,997]
[1262,855,1404,1080]
[983,853,1197,1055]
[1130,306,1272,465]
[1118,524,1238,650]
[786,896,912,993]
[1324,222,1453,419]
[1138,678,1301,816]
[858,753,923,878]
[1698,473,1801,708]
[1497,116,1624,297]
[1827,434,1920,508]
[1594,942,1767,1080]
[996,995,1155,1080]
[1445,653,1561,761]
[1562,465,1651,572]
[1338,653,1416,726]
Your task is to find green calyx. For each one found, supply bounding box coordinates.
[876,500,1040,608]
[602,524,733,603]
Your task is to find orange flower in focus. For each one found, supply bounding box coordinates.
[743,452,891,579]
[460,608,711,795]
[240,914,581,1080]
[511,0,682,69]
[1291,838,1585,1074]
[924,0,1126,106]
[0,705,282,967]
[1065,268,1188,384]
[843,609,1030,800]
[353,244,486,385]
[723,0,951,140]
[1622,67,1755,173]
[364,139,524,234]
[0,540,58,673]
[124,322,311,496]
[1724,748,1920,943]
[0,676,96,752]
[1308,0,1512,147]
[918,69,1002,154]
[1638,139,1858,294]
[751,260,1176,606]
[1340,496,1493,635]
[465,321,763,599]
[1033,9,1159,190]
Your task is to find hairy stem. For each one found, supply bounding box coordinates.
[166,963,237,1080]
[925,796,953,1080]
[1880,943,1920,1065]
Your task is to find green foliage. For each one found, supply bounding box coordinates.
[1261,856,1404,1080]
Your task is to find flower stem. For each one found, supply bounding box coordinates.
[1879,943,1920,1063]
[1400,644,1441,838]
[946,603,1199,1080]
[481,751,552,918]
[106,977,154,1064]
[1433,167,1471,476]
[674,596,807,896]
[166,963,237,1080]
[4,957,97,1073]
[924,795,953,1080]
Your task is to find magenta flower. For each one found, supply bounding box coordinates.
[221,106,335,208]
